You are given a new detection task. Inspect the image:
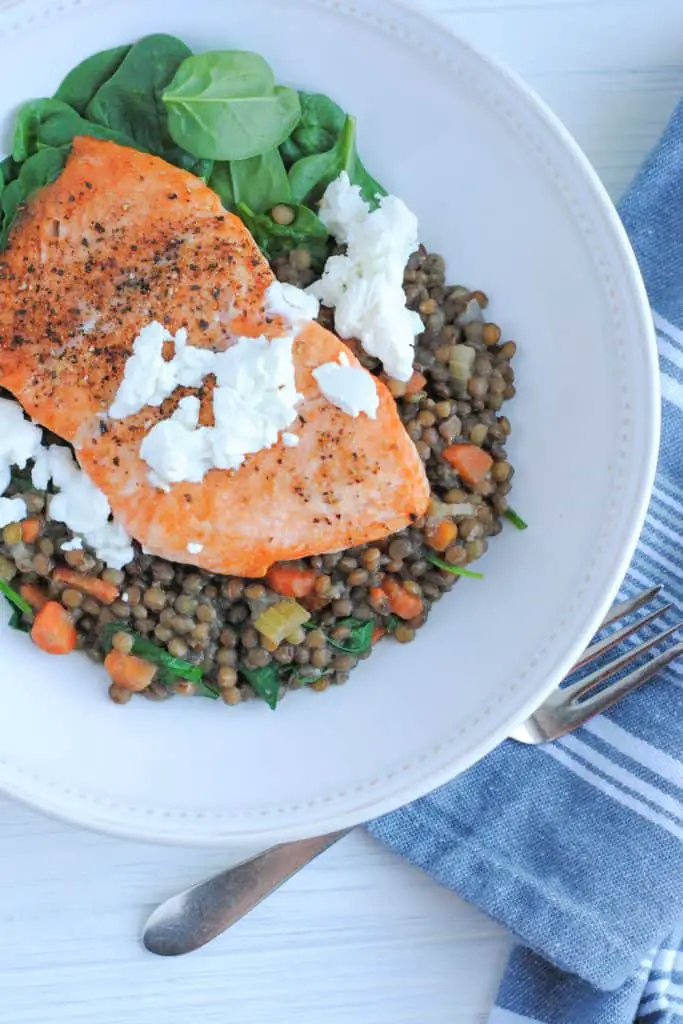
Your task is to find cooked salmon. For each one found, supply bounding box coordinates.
[0,137,429,576]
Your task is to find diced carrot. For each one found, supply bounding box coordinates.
[19,583,49,611]
[425,519,458,552]
[21,518,41,543]
[266,564,318,599]
[442,444,493,487]
[404,370,427,395]
[381,577,424,620]
[52,567,119,605]
[371,626,386,645]
[104,650,157,692]
[368,586,390,614]
[31,601,77,655]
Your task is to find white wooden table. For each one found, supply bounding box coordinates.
[2,1,682,1021]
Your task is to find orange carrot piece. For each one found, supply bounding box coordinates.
[442,444,493,487]
[371,626,386,645]
[21,518,41,543]
[425,519,458,552]
[104,650,157,692]
[52,567,119,605]
[19,583,49,611]
[266,564,318,599]
[381,577,424,620]
[404,370,427,395]
[31,601,77,655]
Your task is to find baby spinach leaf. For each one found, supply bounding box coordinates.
[211,148,290,213]
[55,44,132,113]
[4,600,31,632]
[163,146,214,182]
[0,578,33,617]
[13,98,133,161]
[0,146,69,248]
[279,91,345,165]
[101,621,219,698]
[327,617,375,655]
[240,663,282,710]
[163,50,301,161]
[288,114,385,207]
[237,201,330,268]
[86,34,192,155]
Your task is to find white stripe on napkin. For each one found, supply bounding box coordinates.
[488,1008,540,1023]
[559,735,683,823]
[542,745,683,840]
[584,719,683,791]
[639,992,683,1017]
[654,311,683,350]
[643,978,683,998]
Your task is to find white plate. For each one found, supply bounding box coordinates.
[0,0,658,846]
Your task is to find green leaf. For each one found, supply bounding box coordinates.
[327,617,374,655]
[208,161,235,208]
[55,44,132,113]
[288,114,385,207]
[163,146,213,181]
[279,91,345,165]
[12,98,134,162]
[237,201,330,269]
[240,663,282,710]
[86,34,192,155]
[504,507,528,531]
[100,621,219,698]
[0,146,69,248]
[425,552,484,580]
[2,597,31,633]
[224,148,291,213]
[162,50,301,161]
[0,578,33,617]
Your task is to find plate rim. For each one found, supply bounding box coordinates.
[0,0,660,845]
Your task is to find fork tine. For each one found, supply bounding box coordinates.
[599,586,662,630]
[574,603,672,671]
[576,640,683,719]
[563,620,682,703]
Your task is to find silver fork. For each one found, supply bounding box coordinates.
[143,585,683,957]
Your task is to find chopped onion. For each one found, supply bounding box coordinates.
[426,497,475,525]
[447,503,476,517]
[449,344,476,383]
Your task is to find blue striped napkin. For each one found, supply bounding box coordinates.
[368,98,683,1023]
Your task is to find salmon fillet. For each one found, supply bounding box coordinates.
[0,137,429,576]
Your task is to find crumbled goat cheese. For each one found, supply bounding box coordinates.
[37,445,134,569]
[61,537,83,552]
[265,280,320,325]
[187,541,204,555]
[0,397,45,495]
[108,321,215,419]
[140,336,302,489]
[0,496,27,528]
[281,432,299,447]
[309,172,423,381]
[313,352,379,419]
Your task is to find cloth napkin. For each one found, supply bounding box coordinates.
[367,98,683,1024]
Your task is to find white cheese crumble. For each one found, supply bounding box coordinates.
[0,397,45,495]
[140,335,302,490]
[309,172,423,381]
[108,321,216,419]
[61,537,83,552]
[187,541,204,555]
[39,446,135,570]
[0,496,27,529]
[265,280,320,325]
[313,352,379,419]
[281,432,299,448]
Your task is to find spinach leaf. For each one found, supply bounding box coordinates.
[327,617,375,655]
[211,148,290,213]
[288,114,385,207]
[101,620,219,698]
[240,663,282,710]
[0,578,33,617]
[163,145,213,182]
[163,50,301,161]
[279,92,345,165]
[425,552,484,580]
[4,600,31,632]
[237,201,330,268]
[55,44,132,114]
[504,507,528,531]
[0,146,69,248]
[86,34,192,155]
[0,155,17,194]
[12,98,132,162]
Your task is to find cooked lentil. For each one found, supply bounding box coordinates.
[0,245,517,707]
